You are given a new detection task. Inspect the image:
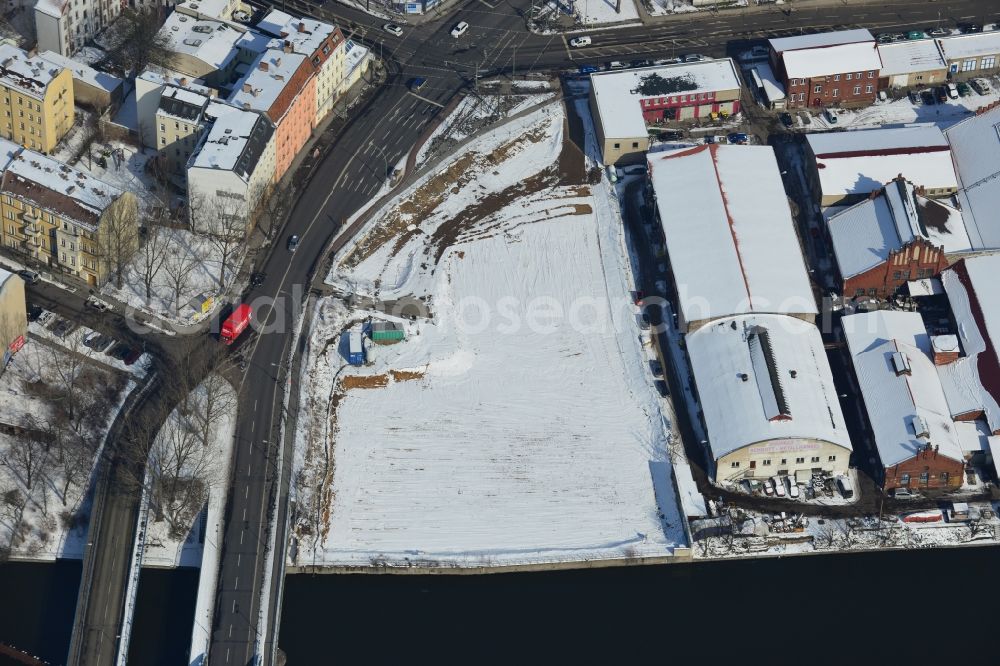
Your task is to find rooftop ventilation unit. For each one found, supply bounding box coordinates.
[891,351,911,376]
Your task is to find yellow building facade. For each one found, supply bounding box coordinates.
[0,44,74,154]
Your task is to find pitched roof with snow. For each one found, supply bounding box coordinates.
[157,85,210,122]
[257,10,341,58]
[828,178,970,278]
[0,137,21,171]
[33,0,66,19]
[648,144,816,326]
[36,50,122,94]
[190,108,274,182]
[769,29,875,54]
[876,40,948,76]
[0,44,66,101]
[807,126,958,200]
[842,310,965,467]
[937,32,1000,61]
[228,49,309,120]
[944,107,1000,249]
[687,314,851,460]
[159,12,242,71]
[939,257,1000,432]
[590,59,742,139]
[0,150,124,229]
[770,30,881,80]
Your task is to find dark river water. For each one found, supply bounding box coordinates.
[2,546,999,665]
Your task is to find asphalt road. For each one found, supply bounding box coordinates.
[43,0,999,664]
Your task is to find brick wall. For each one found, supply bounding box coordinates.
[784,70,879,109]
[883,447,964,491]
[843,237,949,299]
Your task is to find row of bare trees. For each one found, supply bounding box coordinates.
[0,338,128,557]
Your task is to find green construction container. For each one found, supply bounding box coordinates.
[370,322,405,343]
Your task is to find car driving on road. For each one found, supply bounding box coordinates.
[383,22,403,36]
[287,235,300,252]
[451,21,469,38]
[17,269,39,284]
[569,36,591,48]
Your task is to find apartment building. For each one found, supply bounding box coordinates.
[256,9,347,123]
[35,0,122,57]
[0,45,74,154]
[156,85,212,176]
[158,11,244,87]
[0,266,26,369]
[769,29,882,109]
[229,49,315,181]
[0,149,138,286]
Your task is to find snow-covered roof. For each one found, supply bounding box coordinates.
[687,314,851,460]
[769,29,875,54]
[876,40,948,76]
[808,127,958,200]
[956,420,991,455]
[752,62,785,102]
[0,44,66,101]
[944,107,1000,249]
[229,49,308,119]
[673,463,707,519]
[33,0,66,19]
[137,66,213,95]
[190,108,273,182]
[159,12,242,71]
[937,32,1000,61]
[256,9,293,36]
[590,59,742,139]
[0,137,21,171]
[36,50,121,94]
[177,0,235,20]
[257,10,340,57]
[938,257,1000,432]
[648,144,816,326]
[774,35,881,80]
[1,149,124,229]
[236,29,272,55]
[842,310,964,467]
[908,277,944,297]
[157,85,210,122]
[828,178,970,278]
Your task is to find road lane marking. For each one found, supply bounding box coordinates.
[407,91,445,107]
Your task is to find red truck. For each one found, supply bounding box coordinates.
[220,304,252,345]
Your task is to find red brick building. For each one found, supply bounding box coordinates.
[769,29,882,109]
[827,178,967,300]
[882,443,965,492]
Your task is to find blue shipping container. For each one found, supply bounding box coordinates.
[348,329,365,365]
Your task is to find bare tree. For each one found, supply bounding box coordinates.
[96,193,140,289]
[137,224,169,302]
[256,182,294,243]
[194,195,247,287]
[162,246,198,315]
[104,8,173,78]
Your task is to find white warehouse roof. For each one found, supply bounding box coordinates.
[842,311,964,467]
[770,30,881,81]
[648,144,816,327]
[944,107,1000,249]
[590,59,742,140]
[937,32,1000,61]
[807,126,958,201]
[769,29,875,54]
[876,40,947,77]
[687,314,851,461]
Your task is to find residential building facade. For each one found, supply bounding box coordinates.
[0,150,138,286]
[37,51,124,111]
[0,45,74,154]
[0,267,26,368]
[156,86,211,176]
[876,40,948,89]
[35,0,122,57]
[229,49,316,181]
[937,33,1000,80]
[187,108,276,233]
[769,29,882,109]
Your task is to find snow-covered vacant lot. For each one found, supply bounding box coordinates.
[291,100,684,569]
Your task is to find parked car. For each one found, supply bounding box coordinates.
[957,81,973,97]
[659,129,684,141]
[450,21,469,37]
[629,59,653,68]
[947,82,959,99]
[382,22,403,36]
[892,486,917,499]
[798,112,811,125]
[787,478,800,499]
[681,53,709,63]
[836,476,855,498]
[906,30,926,40]
[727,132,749,145]
[652,57,681,65]
[85,296,110,312]
[908,89,921,104]
[287,234,300,252]
[878,90,888,102]
[250,272,266,287]
[876,33,894,44]
[779,112,794,128]
[27,303,43,321]
[606,60,628,70]
[569,35,592,48]
[771,475,786,497]
[927,27,949,37]
[959,23,983,34]
[649,359,663,377]
[763,480,774,496]
[971,77,993,95]
[824,108,838,123]
[921,89,936,105]
[890,33,907,42]
[654,380,669,397]
[577,64,600,74]
[937,86,950,103]
[17,269,39,285]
